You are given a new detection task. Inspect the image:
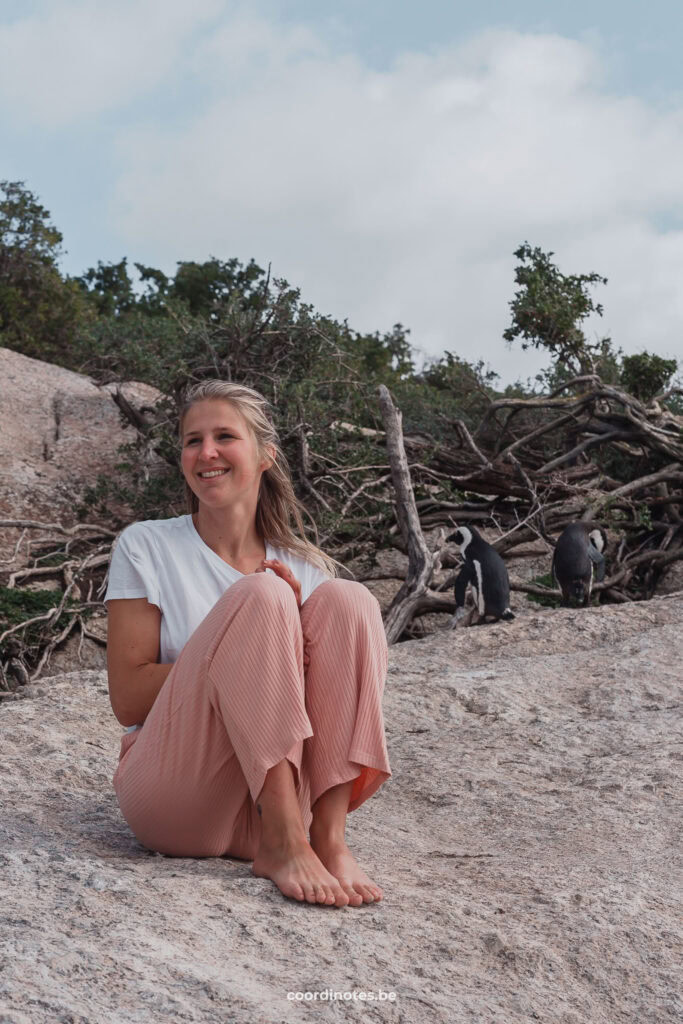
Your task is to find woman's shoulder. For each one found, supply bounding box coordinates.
[116,515,190,550]
[268,541,309,564]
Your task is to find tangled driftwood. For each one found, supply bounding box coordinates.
[1,374,681,686]
[0,520,114,691]
[378,376,682,604]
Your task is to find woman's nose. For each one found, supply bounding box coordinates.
[196,442,220,460]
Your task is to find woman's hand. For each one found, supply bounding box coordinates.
[260,559,310,667]
[261,558,302,606]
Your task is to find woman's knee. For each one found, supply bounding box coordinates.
[225,571,298,610]
[303,578,382,621]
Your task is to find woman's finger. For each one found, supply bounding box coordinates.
[262,559,302,608]
[263,558,290,574]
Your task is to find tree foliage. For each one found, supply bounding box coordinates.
[620,351,678,403]
[0,180,88,361]
[76,255,267,320]
[503,241,610,375]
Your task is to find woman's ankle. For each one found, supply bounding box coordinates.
[309,780,354,846]
[256,823,310,854]
[309,819,346,848]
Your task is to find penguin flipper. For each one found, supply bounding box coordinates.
[453,563,475,611]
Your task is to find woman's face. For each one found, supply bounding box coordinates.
[180,399,273,512]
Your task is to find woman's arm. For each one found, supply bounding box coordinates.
[106,597,174,727]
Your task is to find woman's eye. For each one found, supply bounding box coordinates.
[187,434,233,444]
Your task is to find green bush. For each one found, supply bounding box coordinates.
[619,351,677,403]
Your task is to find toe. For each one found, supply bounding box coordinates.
[302,884,317,903]
[323,888,337,905]
[285,882,305,902]
[357,884,375,903]
[342,883,363,907]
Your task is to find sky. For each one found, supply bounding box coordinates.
[2,0,683,383]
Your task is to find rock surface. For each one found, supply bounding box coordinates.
[0,344,163,561]
[0,345,164,679]
[2,596,682,1023]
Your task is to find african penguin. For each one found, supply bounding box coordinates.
[551,523,607,607]
[446,525,515,626]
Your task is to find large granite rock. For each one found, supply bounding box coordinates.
[0,345,163,556]
[0,345,165,677]
[1,597,681,1023]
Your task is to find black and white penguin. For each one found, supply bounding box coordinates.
[551,523,607,607]
[446,525,515,626]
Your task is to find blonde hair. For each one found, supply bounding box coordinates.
[178,380,342,577]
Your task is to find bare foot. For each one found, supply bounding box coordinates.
[252,836,350,907]
[309,833,383,907]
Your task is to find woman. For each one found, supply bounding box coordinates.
[105,379,392,908]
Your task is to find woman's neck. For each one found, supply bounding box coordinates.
[192,509,265,563]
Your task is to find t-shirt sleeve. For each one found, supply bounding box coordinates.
[103,524,161,609]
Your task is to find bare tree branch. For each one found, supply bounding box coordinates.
[377,385,439,644]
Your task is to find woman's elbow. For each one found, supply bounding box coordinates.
[107,675,138,728]
[113,707,139,729]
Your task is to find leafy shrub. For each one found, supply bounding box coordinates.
[619,351,677,403]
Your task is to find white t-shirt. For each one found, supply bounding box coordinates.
[104,514,332,732]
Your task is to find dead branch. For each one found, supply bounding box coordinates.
[377,385,443,643]
[340,473,392,518]
[30,613,79,681]
[537,431,633,474]
[449,418,493,469]
[110,387,164,433]
[291,402,336,514]
[593,543,683,593]
[0,528,30,565]
[509,580,561,598]
[582,464,683,520]
[0,519,116,537]
[0,608,60,647]
[495,411,577,460]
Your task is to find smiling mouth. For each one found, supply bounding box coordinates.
[198,469,230,480]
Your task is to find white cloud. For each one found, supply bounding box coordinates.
[7,4,682,381]
[108,25,683,380]
[0,0,224,125]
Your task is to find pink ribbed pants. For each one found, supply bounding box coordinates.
[112,573,391,859]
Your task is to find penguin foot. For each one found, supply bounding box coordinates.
[448,608,468,629]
